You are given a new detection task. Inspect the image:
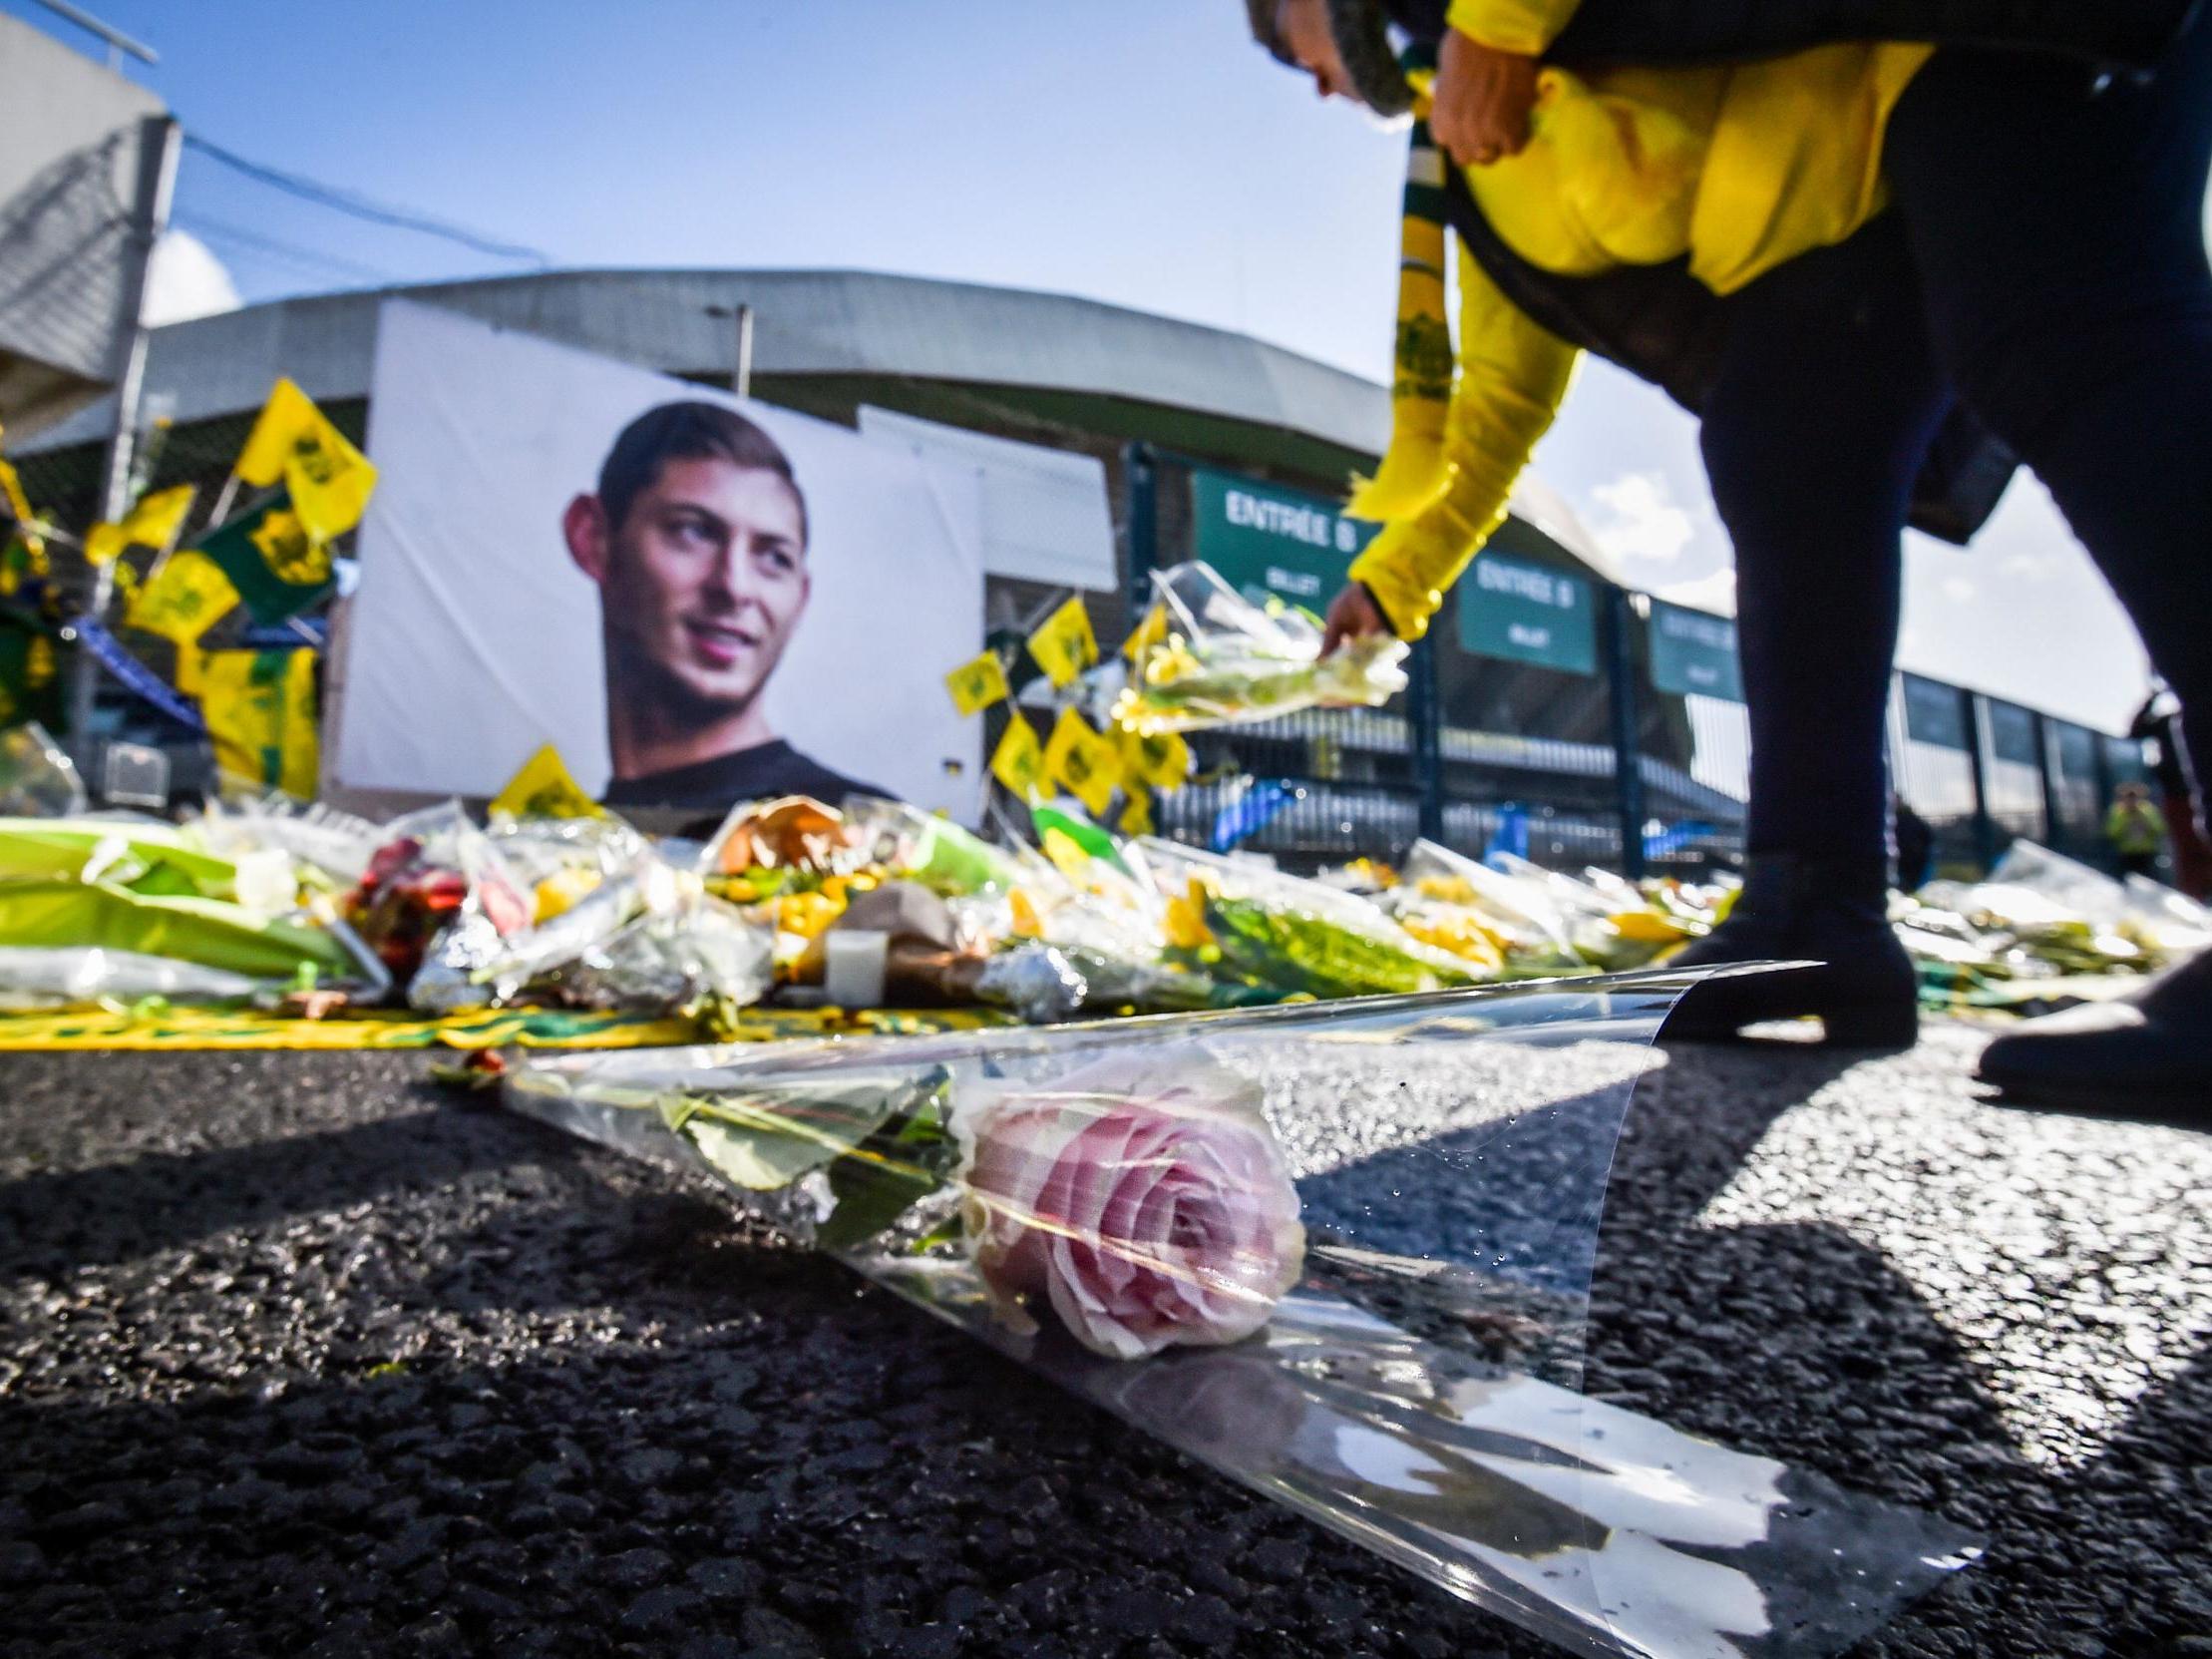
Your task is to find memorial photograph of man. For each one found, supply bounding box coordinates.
[560,400,884,808]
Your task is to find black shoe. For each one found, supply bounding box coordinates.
[1662,853,1920,1048]
[1976,946,2212,1116]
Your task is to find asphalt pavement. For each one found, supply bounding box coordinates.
[2,1021,2208,1659]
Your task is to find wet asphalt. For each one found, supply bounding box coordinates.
[1,1021,2208,1659]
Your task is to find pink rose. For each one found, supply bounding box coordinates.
[955,1049,1305,1360]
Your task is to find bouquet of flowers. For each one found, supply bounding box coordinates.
[1112,562,1407,736]
[516,1042,1306,1359]
[506,975,1981,1659]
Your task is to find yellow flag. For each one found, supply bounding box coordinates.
[174,643,204,697]
[84,484,196,567]
[1115,723,1192,793]
[234,379,377,542]
[0,458,32,525]
[1117,788,1155,839]
[0,459,46,563]
[127,550,239,645]
[491,743,606,821]
[1026,596,1097,688]
[1044,706,1119,818]
[943,650,1009,718]
[199,648,318,797]
[988,715,1046,800]
[1122,602,1167,663]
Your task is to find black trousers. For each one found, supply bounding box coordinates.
[1697,15,2212,858]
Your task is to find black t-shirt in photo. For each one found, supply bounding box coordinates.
[600,739,887,812]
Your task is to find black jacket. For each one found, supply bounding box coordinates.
[1388,0,2199,70]
[1374,0,2199,542]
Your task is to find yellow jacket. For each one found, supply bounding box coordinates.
[1348,0,1932,638]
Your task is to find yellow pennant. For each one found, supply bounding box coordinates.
[491,743,606,821]
[1025,596,1097,688]
[83,484,196,568]
[1122,602,1167,663]
[126,550,239,646]
[248,506,334,588]
[1044,705,1120,818]
[0,459,46,564]
[1115,722,1192,793]
[199,648,319,798]
[1164,877,1214,950]
[943,650,1010,717]
[234,379,378,542]
[1117,787,1155,839]
[988,714,1046,800]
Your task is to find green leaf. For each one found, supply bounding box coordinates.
[815,1072,958,1251]
[667,1068,939,1194]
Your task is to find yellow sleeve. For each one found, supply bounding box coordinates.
[1349,250,1577,640]
[1445,0,1584,55]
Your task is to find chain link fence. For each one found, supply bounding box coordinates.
[1118,447,2145,883]
[10,405,2148,882]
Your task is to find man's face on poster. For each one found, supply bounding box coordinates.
[566,456,810,713]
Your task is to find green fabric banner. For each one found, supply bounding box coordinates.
[195,492,335,626]
[1188,468,1378,612]
[1456,554,1598,675]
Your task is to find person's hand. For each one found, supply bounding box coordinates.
[1320,583,1389,656]
[1431,30,1540,169]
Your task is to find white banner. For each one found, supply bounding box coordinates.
[334,300,982,819]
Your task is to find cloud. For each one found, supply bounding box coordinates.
[1653,567,1736,616]
[143,229,241,328]
[1587,469,1696,566]
[1940,575,1977,605]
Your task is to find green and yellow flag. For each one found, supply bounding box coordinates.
[491,743,605,822]
[199,647,318,798]
[234,379,377,543]
[1044,706,1119,818]
[1117,788,1155,839]
[126,550,239,647]
[1115,723,1192,794]
[197,496,334,625]
[0,460,47,572]
[989,715,1046,800]
[0,612,63,730]
[944,649,1010,717]
[1122,602,1168,663]
[1026,596,1097,689]
[84,484,196,568]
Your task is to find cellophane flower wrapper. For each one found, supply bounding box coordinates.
[507,971,1979,1659]
[1139,837,1480,1000]
[1394,840,1697,978]
[1112,562,1408,736]
[0,721,87,818]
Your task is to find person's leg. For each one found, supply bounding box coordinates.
[1888,23,2212,835]
[1670,218,1951,1041]
[1887,22,2212,1106]
[1700,221,1953,863]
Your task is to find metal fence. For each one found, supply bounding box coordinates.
[12,412,2147,882]
[1115,446,2145,883]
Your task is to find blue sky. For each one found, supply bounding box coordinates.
[5,0,2156,729]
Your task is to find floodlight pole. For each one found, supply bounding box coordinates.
[68,114,181,757]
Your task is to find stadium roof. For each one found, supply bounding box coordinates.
[22,264,1614,575]
[30,266,1383,447]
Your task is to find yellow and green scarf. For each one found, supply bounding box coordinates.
[1346,46,1456,526]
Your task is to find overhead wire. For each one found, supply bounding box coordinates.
[180,134,552,268]
[173,212,402,287]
